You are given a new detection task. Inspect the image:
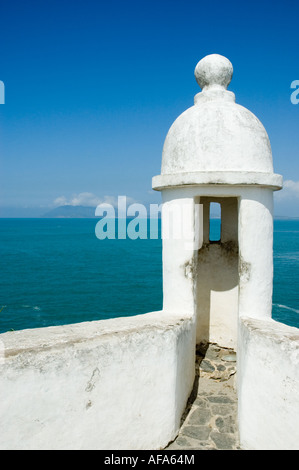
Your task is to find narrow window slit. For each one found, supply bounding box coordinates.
[209,202,221,242]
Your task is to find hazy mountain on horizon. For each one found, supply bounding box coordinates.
[41,205,97,218]
[41,205,160,218]
[1,204,298,219]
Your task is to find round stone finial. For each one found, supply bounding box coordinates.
[194,54,233,91]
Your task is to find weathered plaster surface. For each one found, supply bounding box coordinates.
[0,312,196,450]
[161,101,274,175]
[152,171,282,191]
[238,316,299,450]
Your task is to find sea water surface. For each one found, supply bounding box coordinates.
[0,218,298,333]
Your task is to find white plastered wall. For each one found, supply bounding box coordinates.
[238,316,299,450]
[161,194,199,316]
[0,311,195,450]
[238,187,274,320]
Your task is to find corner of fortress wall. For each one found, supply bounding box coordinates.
[0,310,196,450]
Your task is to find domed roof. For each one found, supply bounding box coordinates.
[152,54,282,190]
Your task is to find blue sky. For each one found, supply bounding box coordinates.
[0,0,298,216]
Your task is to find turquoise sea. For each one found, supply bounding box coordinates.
[0,218,298,334]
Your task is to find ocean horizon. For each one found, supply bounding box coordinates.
[0,217,298,334]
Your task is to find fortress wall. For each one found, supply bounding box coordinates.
[0,311,195,450]
[238,316,299,450]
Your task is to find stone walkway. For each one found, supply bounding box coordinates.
[166,343,241,450]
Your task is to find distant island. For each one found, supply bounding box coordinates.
[41,205,97,218]
[40,205,299,220]
[41,205,158,219]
